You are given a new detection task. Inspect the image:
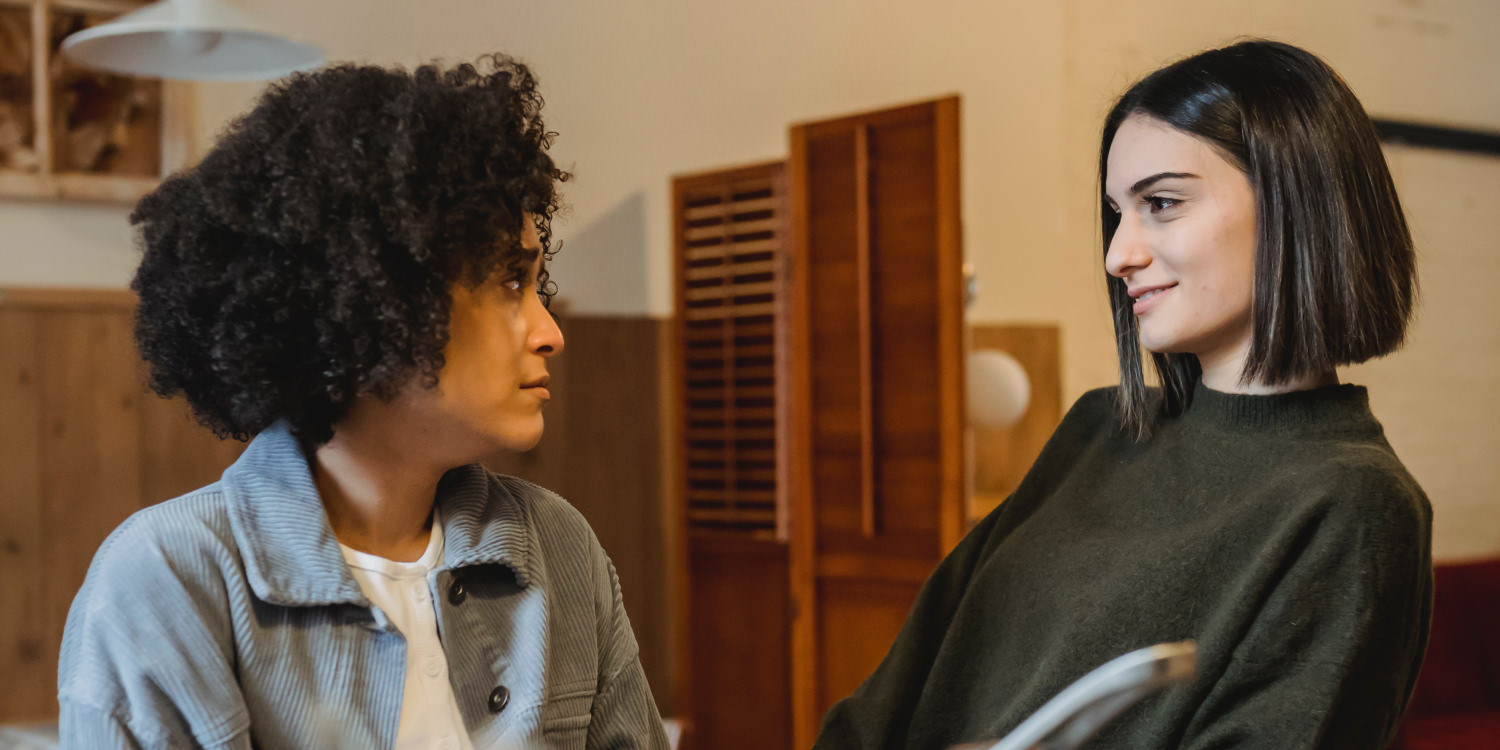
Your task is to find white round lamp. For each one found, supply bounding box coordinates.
[61,0,323,81]
[967,349,1031,429]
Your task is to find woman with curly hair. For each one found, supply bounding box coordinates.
[814,41,1431,749]
[58,55,668,749]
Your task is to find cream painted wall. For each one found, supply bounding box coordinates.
[0,200,137,286]
[1347,145,1500,562]
[1,0,1495,557]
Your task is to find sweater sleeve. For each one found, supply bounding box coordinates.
[1179,476,1433,750]
[812,389,1115,750]
[811,506,1006,750]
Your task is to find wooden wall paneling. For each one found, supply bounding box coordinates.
[968,324,1062,520]
[686,535,792,750]
[0,308,48,722]
[560,316,673,719]
[36,307,145,711]
[0,288,247,722]
[657,302,688,734]
[137,394,246,507]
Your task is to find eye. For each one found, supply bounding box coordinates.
[1146,195,1179,213]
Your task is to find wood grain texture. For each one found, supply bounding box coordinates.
[138,393,245,506]
[36,310,145,685]
[0,309,48,721]
[684,534,792,750]
[0,290,243,723]
[0,287,134,310]
[969,324,1062,520]
[789,96,966,744]
[785,124,821,750]
[815,578,922,712]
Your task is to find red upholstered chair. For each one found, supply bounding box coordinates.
[1392,558,1500,750]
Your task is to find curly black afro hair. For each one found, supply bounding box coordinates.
[131,54,568,446]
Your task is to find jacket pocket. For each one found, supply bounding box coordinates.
[541,679,596,749]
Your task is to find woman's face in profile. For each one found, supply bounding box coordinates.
[390,217,565,460]
[1103,114,1259,380]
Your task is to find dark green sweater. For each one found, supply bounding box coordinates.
[814,384,1433,749]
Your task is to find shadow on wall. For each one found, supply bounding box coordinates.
[551,190,649,313]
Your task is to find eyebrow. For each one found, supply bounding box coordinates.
[1127,171,1200,197]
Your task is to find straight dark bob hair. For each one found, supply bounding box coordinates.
[1099,39,1416,438]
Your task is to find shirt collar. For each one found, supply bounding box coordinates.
[220,421,534,607]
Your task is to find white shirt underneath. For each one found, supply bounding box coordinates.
[340,513,476,750]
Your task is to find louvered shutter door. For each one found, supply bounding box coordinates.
[673,162,787,535]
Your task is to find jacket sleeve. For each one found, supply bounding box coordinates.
[57,703,144,750]
[1180,479,1433,750]
[586,556,670,750]
[57,515,253,750]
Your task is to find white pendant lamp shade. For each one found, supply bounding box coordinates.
[61,0,323,81]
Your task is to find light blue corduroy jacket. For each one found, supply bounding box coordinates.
[57,421,668,750]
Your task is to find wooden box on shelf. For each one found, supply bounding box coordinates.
[0,0,187,204]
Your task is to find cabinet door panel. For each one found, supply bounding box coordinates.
[789,96,964,746]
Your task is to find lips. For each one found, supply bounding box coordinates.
[521,375,551,401]
[1128,283,1176,315]
[1128,283,1175,300]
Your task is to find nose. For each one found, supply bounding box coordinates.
[1104,214,1151,280]
[526,293,565,356]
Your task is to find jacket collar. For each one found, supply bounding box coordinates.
[220,421,534,607]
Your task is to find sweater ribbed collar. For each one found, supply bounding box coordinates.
[1180,380,1378,435]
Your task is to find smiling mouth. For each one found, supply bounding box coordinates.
[1130,282,1177,300]
[1130,284,1175,314]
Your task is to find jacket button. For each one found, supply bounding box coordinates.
[488,685,510,713]
[448,579,467,606]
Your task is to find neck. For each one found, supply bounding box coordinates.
[1199,343,1338,395]
[312,402,448,562]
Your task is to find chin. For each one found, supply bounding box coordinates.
[1137,334,1170,355]
[488,425,545,454]
[1137,327,1188,357]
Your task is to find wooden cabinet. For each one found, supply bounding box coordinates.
[0,0,186,203]
[672,160,795,748]
[673,96,965,749]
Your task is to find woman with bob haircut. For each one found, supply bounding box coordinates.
[814,40,1431,749]
[58,55,668,749]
